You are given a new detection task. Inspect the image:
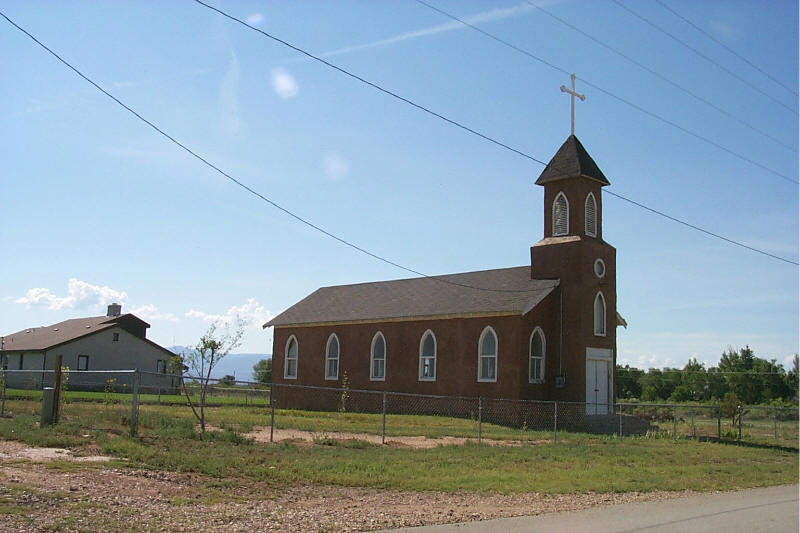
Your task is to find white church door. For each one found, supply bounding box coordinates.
[586,348,613,415]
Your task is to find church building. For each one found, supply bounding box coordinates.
[264,135,624,414]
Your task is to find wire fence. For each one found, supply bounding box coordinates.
[1,369,796,448]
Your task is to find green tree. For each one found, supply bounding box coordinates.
[182,319,245,435]
[219,374,236,386]
[616,365,643,399]
[253,358,272,384]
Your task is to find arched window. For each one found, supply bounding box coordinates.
[284,335,298,379]
[529,328,545,383]
[477,326,498,382]
[370,332,386,381]
[325,333,339,379]
[585,192,597,237]
[594,292,606,336]
[553,192,569,236]
[419,330,436,381]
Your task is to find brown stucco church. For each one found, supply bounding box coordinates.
[264,135,624,414]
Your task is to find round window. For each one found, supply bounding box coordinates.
[594,258,606,278]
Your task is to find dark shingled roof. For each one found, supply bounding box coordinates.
[264,266,559,328]
[535,135,610,186]
[2,314,148,352]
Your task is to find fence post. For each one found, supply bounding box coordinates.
[52,355,63,423]
[553,401,558,443]
[737,405,743,440]
[130,370,140,437]
[477,397,482,444]
[672,406,677,438]
[1,367,6,418]
[717,406,721,440]
[269,385,275,443]
[618,404,623,437]
[381,391,387,445]
[773,407,778,442]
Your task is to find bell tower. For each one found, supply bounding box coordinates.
[530,134,618,413]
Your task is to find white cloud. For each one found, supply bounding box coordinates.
[129,304,178,322]
[323,152,350,179]
[246,13,263,25]
[270,67,298,99]
[186,298,274,329]
[15,278,127,311]
[220,48,242,134]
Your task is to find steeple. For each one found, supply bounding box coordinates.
[536,135,609,186]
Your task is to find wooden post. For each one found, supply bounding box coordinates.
[381,391,387,445]
[269,385,275,443]
[672,406,677,438]
[553,401,558,443]
[618,405,623,437]
[717,406,721,439]
[737,405,743,440]
[773,407,778,441]
[130,370,140,437]
[477,397,483,443]
[52,355,63,423]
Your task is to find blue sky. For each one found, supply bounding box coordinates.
[1,0,797,371]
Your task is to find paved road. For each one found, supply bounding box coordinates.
[377,485,798,533]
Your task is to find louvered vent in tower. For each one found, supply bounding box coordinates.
[585,193,597,237]
[553,192,569,236]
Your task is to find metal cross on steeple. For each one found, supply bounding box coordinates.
[560,73,585,136]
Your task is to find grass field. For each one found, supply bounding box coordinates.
[0,396,796,494]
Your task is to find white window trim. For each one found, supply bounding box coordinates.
[585,192,597,237]
[553,191,569,236]
[418,329,437,381]
[594,292,607,337]
[594,258,606,279]
[77,354,89,371]
[284,335,299,379]
[325,333,340,380]
[529,327,546,383]
[370,331,386,381]
[477,326,498,383]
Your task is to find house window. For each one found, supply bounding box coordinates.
[370,332,386,381]
[594,292,607,336]
[419,330,436,381]
[18,354,24,370]
[113,332,119,342]
[477,326,497,382]
[284,336,298,379]
[553,192,569,236]
[529,327,545,383]
[77,355,89,371]
[585,192,597,237]
[325,334,339,380]
[156,360,166,373]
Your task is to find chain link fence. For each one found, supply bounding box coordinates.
[1,370,796,448]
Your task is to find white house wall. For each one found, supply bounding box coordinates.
[4,326,175,392]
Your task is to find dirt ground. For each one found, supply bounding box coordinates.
[0,439,688,532]
[247,426,551,448]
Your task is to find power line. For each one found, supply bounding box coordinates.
[2,8,796,273]
[611,0,798,116]
[414,0,797,184]
[524,0,795,153]
[653,0,797,98]
[0,10,550,295]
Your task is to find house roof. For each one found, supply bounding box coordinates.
[264,266,559,328]
[2,314,150,352]
[535,135,610,186]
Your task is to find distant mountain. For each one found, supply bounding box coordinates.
[168,346,271,382]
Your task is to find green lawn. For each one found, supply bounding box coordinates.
[0,397,796,494]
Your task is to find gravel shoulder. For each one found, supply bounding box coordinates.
[0,438,690,533]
